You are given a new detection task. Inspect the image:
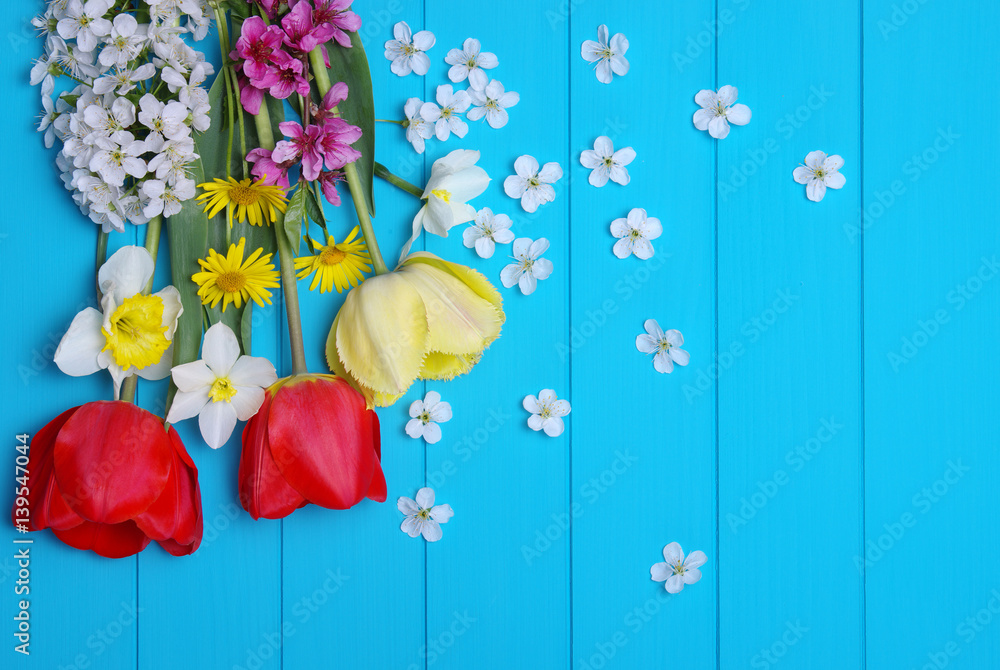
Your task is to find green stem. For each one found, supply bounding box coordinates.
[143,215,163,294]
[214,6,236,182]
[307,47,389,275]
[374,119,404,125]
[120,376,137,404]
[253,100,308,375]
[229,15,250,179]
[95,230,108,303]
[374,162,425,199]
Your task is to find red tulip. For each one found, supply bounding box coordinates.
[239,374,386,519]
[15,401,203,558]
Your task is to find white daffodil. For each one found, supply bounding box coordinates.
[400,149,490,260]
[445,38,498,90]
[398,487,454,542]
[54,246,183,397]
[581,24,629,84]
[420,85,471,141]
[650,542,707,594]
[503,155,562,213]
[405,391,452,444]
[501,237,553,295]
[384,21,434,77]
[99,13,146,68]
[403,97,433,154]
[611,208,661,260]
[580,135,635,187]
[166,323,277,449]
[463,207,514,259]
[635,319,689,374]
[693,85,751,139]
[467,79,519,129]
[523,389,571,437]
[793,151,846,202]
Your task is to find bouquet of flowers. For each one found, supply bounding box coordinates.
[19,0,505,558]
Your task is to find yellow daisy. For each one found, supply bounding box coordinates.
[294,226,372,294]
[196,176,289,227]
[192,238,281,312]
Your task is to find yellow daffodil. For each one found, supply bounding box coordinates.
[326,252,505,407]
[192,238,280,312]
[196,176,288,227]
[294,226,372,294]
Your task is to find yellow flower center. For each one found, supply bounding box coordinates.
[101,294,169,370]
[419,411,431,424]
[228,183,260,206]
[431,188,451,202]
[319,246,347,265]
[209,377,237,403]
[417,509,431,520]
[215,270,247,293]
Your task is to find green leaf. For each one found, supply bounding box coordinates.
[164,154,209,415]
[241,303,254,356]
[305,184,326,229]
[283,185,307,253]
[324,31,376,216]
[197,72,286,352]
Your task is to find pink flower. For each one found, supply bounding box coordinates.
[312,0,361,48]
[254,0,284,19]
[233,17,290,82]
[247,148,296,188]
[318,117,362,170]
[268,58,310,100]
[309,81,349,123]
[280,1,332,54]
[317,170,343,206]
[238,72,265,114]
[274,121,326,181]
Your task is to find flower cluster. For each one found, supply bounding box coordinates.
[32,0,214,232]
[234,4,362,206]
[386,26,518,153]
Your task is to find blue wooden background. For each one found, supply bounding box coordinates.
[3,1,999,668]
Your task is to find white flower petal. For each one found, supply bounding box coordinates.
[542,416,565,437]
[523,394,541,413]
[165,387,210,424]
[416,487,435,509]
[230,385,265,422]
[198,400,238,449]
[405,418,424,439]
[99,245,154,303]
[665,574,685,594]
[806,179,827,202]
[420,519,443,542]
[727,103,751,125]
[653,351,674,374]
[650,562,670,582]
[397,496,419,515]
[226,355,278,387]
[201,322,240,376]
[685,550,708,569]
[54,308,106,377]
[662,542,683,564]
[429,504,453,523]
[636,334,658,354]
[422,422,442,444]
[170,359,215,392]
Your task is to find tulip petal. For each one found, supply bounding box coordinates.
[399,263,503,356]
[419,351,477,381]
[53,402,173,524]
[135,427,202,551]
[335,274,430,396]
[268,376,379,510]
[52,519,152,559]
[238,382,308,520]
[403,252,505,317]
[20,407,85,532]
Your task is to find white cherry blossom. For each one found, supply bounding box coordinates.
[405,391,452,444]
[501,237,553,295]
[693,85,751,139]
[581,24,629,84]
[793,151,846,202]
[420,85,471,141]
[398,488,453,542]
[467,79,518,129]
[503,155,561,213]
[445,38,498,90]
[463,207,514,259]
[580,135,635,187]
[384,21,434,76]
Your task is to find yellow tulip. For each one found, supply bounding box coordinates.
[326,252,505,407]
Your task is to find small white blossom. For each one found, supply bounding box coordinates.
[793,151,845,202]
[142,177,194,217]
[503,155,561,213]
[467,79,518,129]
[611,208,661,260]
[693,85,751,139]
[445,38,498,90]
[89,133,147,187]
[501,237,553,295]
[99,14,146,68]
[38,95,60,149]
[397,488,453,542]
[419,85,471,141]
[650,543,707,594]
[403,97,433,154]
[523,389,571,437]
[463,207,514,259]
[405,391,452,445]
[384,21,434,76]
[580,135,635,187]
[93,63,155,95]
[56,0,113,53]
[581,24,629,84]
[636,319,689,374]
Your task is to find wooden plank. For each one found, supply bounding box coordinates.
[280,2,428,668]
[862,1,1000,668]
[421,2,571,667]
[568,2,718,668]
[716,1,863,667]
